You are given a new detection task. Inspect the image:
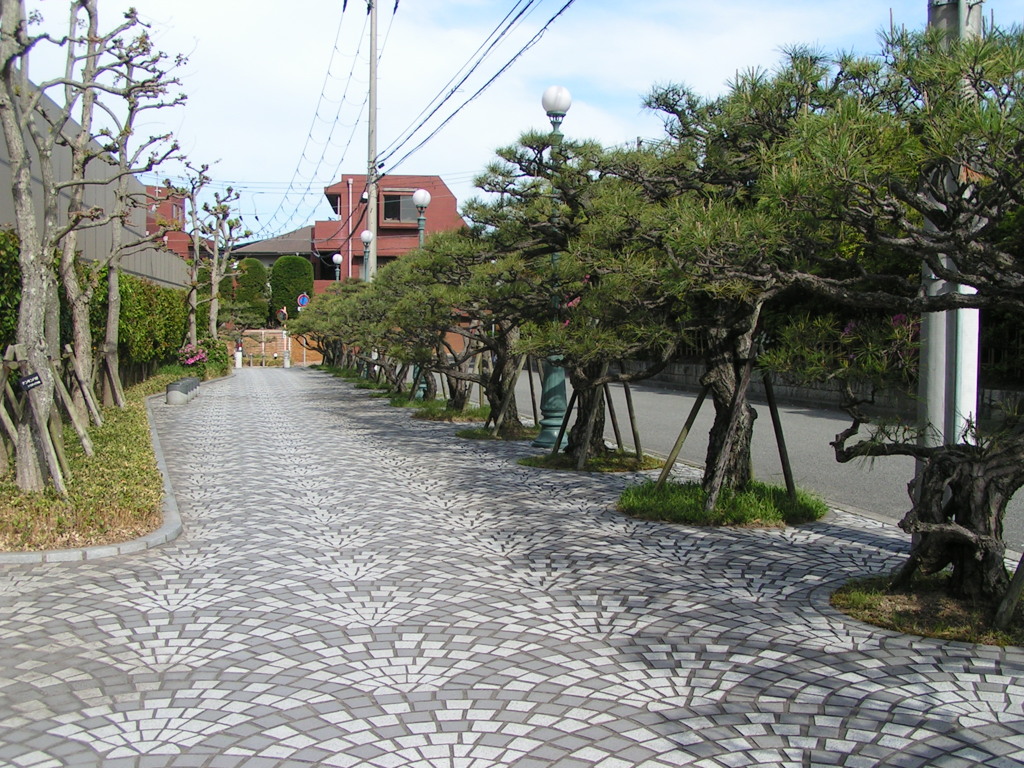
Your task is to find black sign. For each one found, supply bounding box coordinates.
[17,373,42,392]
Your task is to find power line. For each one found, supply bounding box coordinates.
[381,0,579,174]
[376,1,542,163]
[197,1,579,241]
[257,2,403,239]
[256,6,364,237]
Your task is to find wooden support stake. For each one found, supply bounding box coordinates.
[64,344,103,427]
[604,384,623,452]
[623,381,643,461]
[655,385,709,491]
[48,405,71,480]
[527,356,540,427]
[3,347,23,423]
[548,390,578,458]
[762,372,796,500]
[99,347,126,409]
[0,383,18,445]
[12,346,67,495]
[50,360,95,457]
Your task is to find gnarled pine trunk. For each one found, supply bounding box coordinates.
[699,302,763,511]
[481,327,525,437]
[566,361,608,464]
[894,441,1023,602]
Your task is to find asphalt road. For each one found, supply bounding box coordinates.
[514,374,1024,553]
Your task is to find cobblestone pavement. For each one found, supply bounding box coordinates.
[1,367,1022,768]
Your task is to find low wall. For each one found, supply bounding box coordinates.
[226,330,324,367]
[617,360,1021,420]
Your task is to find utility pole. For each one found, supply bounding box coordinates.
[918,0,983,456]
[365,0,379,281]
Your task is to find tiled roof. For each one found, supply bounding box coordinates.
[234,226,312,255]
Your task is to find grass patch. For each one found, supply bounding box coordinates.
[354,379,387,391]
[407,399,490,422]
[456,425,541,441]
[0,374,173,552]
[317,365,362,380]
[832,573,1023,647]
[617,479,828,527]
[316,365,387,390]
[519,451,663,473]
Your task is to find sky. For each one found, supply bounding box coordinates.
[26,0,1024,241]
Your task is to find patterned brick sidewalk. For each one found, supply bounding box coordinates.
[0,368,1021,767]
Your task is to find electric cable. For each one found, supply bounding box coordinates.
[380,0,579,174]
[376,0,541,163]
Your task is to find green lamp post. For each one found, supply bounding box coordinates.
[531,85,572,450]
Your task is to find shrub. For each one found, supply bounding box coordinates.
[178,342,208,367]
[269,255,313,325]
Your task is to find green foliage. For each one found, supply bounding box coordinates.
[269,255,313,323]
[761,312,919,391]
[118,274,188,365]
[618,480,827,527]
[220,258,270,331]
[0,228,20,349]
[173,340,227,380]
[0,376,166,551]
[201,338,231,378]
[236,258,269,304]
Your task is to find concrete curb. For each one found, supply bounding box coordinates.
[0,390,184,566]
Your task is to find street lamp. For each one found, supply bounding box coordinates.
[541,85,571,141]
[410,189,432,399]
[412,188,431,247]
[360,229,374,282]
[331,252,342,281]
[531,85,572,450]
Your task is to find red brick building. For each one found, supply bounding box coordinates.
[312,173,465,285]
[145,185,192,259]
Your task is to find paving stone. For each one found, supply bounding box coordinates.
[0,368,1022,767]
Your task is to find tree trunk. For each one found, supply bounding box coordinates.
[187,265,198,347]
[0,7,62,491]
[209,293,220,340]
[566,362,608,464]
[483,348,525,437]
[101,262,127,408]
[701,352,756,493]
[894,444,1022,602]
[699,303,763,508]
[422,370,437,401]
[446,370,471,411]
[61,262,96,419]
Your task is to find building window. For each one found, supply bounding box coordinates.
[381,192,418,225]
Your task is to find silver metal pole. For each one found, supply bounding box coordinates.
[919,0,983,455]
[366,0,379,281]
